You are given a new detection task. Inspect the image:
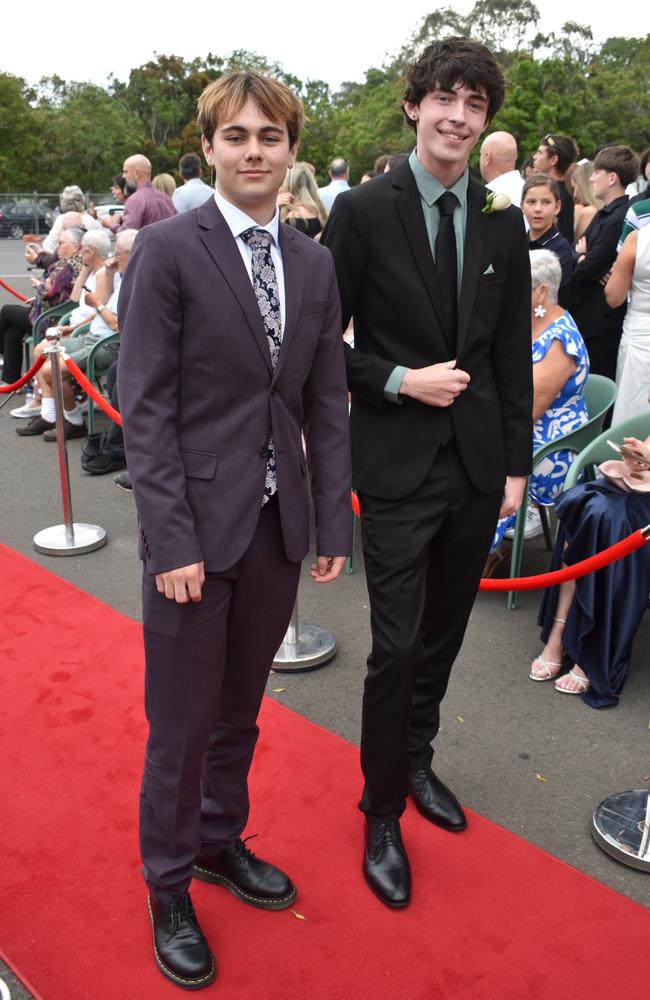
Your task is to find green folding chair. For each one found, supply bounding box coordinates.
[85,333,119,434]
[564,411,650,491]
[506,374,618,609]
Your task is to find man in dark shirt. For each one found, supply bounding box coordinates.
[532,133,578,243]
[570,145,639,379]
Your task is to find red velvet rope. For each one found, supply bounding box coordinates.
[63,355,123,426]
[0,276,28,302]
[0,352,47,392]
[351,491,649,591]
[479,529,648,591]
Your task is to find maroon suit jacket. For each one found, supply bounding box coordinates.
[117,197,351,575]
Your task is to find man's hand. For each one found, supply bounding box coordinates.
[399,360,470,407]
[57,324,73,336]
[155,562,205,603]
[499,476,527,519]
[309,555,347,584]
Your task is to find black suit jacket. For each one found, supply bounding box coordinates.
[570,194,629,343]
[321,162,533,500]
[117,198,351,574]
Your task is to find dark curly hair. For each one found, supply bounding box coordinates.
[402,36,506,130]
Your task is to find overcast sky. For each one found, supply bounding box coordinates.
[5,2,650,92]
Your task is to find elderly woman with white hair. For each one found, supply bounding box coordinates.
[486,249,590,577]
[41,185,102,255]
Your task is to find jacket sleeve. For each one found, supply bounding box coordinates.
[117,224,203,574]
[301,251,353,556]
[490,212,534,477]
[321,193,395,410]
[573,212,621,283]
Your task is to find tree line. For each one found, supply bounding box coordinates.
[2,1,650,194]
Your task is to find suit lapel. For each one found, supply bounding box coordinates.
[273,223,304,382]
[457,178,488,358]
[392,165,447,342]
[197,199,272,374]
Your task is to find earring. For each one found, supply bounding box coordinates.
[534,305,546,318]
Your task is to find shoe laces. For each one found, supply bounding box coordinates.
[165,893,196,928]
[370,820,402,854]
[231,834,258,865]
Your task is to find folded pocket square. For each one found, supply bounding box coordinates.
[482,264,495,275]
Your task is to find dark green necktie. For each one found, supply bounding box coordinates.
[435,191,458,352]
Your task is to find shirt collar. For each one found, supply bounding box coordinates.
[408,150,469,207]
[529,225,559,248]
[601,194,628,216]
[214,188,280,245]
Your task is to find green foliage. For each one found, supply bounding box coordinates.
[3,13,650,196]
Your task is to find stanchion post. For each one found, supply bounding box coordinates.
[32,330,108,556]
[272,595,337,673]
[50,331,75,545]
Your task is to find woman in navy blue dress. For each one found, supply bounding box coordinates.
[533,433,650,705]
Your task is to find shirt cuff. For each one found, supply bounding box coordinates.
[384,365,408,404]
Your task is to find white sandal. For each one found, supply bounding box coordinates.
[529,618,566,681]
[555,668,591,695]
[529,655,562,681]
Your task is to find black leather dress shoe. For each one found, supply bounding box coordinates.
[148,892,216,991]
[363,819,411,908]
[409,768,467,832]
[193,837,297,910]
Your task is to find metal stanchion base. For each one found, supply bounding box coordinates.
[591,789,650,872]
[33,523,107,556]
[272,624,336,673]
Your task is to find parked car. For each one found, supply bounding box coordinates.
[93,203,125,220]
[0,202,55,238]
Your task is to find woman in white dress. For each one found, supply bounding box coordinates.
[606,225,650,423]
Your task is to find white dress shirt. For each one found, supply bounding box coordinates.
[318,179,350,214]
[486,169,524,207]
[214,189,286,335]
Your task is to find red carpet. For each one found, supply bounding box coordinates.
[0,542,648,1000]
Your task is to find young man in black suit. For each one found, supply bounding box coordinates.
[321,36,533,908]
[570,144,639,380]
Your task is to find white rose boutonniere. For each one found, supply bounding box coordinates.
[482,191,511,214]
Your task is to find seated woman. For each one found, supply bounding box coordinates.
[522,173,574,304]
[278,162,328,238]
[487,249,589,568]
[0,227,83,387]
[532,432,650,705]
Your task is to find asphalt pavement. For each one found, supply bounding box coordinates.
[1,239,649,998]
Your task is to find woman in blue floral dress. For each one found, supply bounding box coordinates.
[487,249,589,561]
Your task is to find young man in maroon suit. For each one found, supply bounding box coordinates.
[118,72,351,990]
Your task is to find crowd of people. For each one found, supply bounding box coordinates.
[0,124,648,707]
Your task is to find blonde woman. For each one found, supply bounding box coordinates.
[152,173,176,198]
[278,162,328,238]
[571,161,602,240]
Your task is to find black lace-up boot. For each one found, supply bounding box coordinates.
[193,836,296,910]
[148,892,216,990]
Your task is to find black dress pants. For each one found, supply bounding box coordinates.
[357,442,502,821]
[0,304,31,384]
[139,499,301,900]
